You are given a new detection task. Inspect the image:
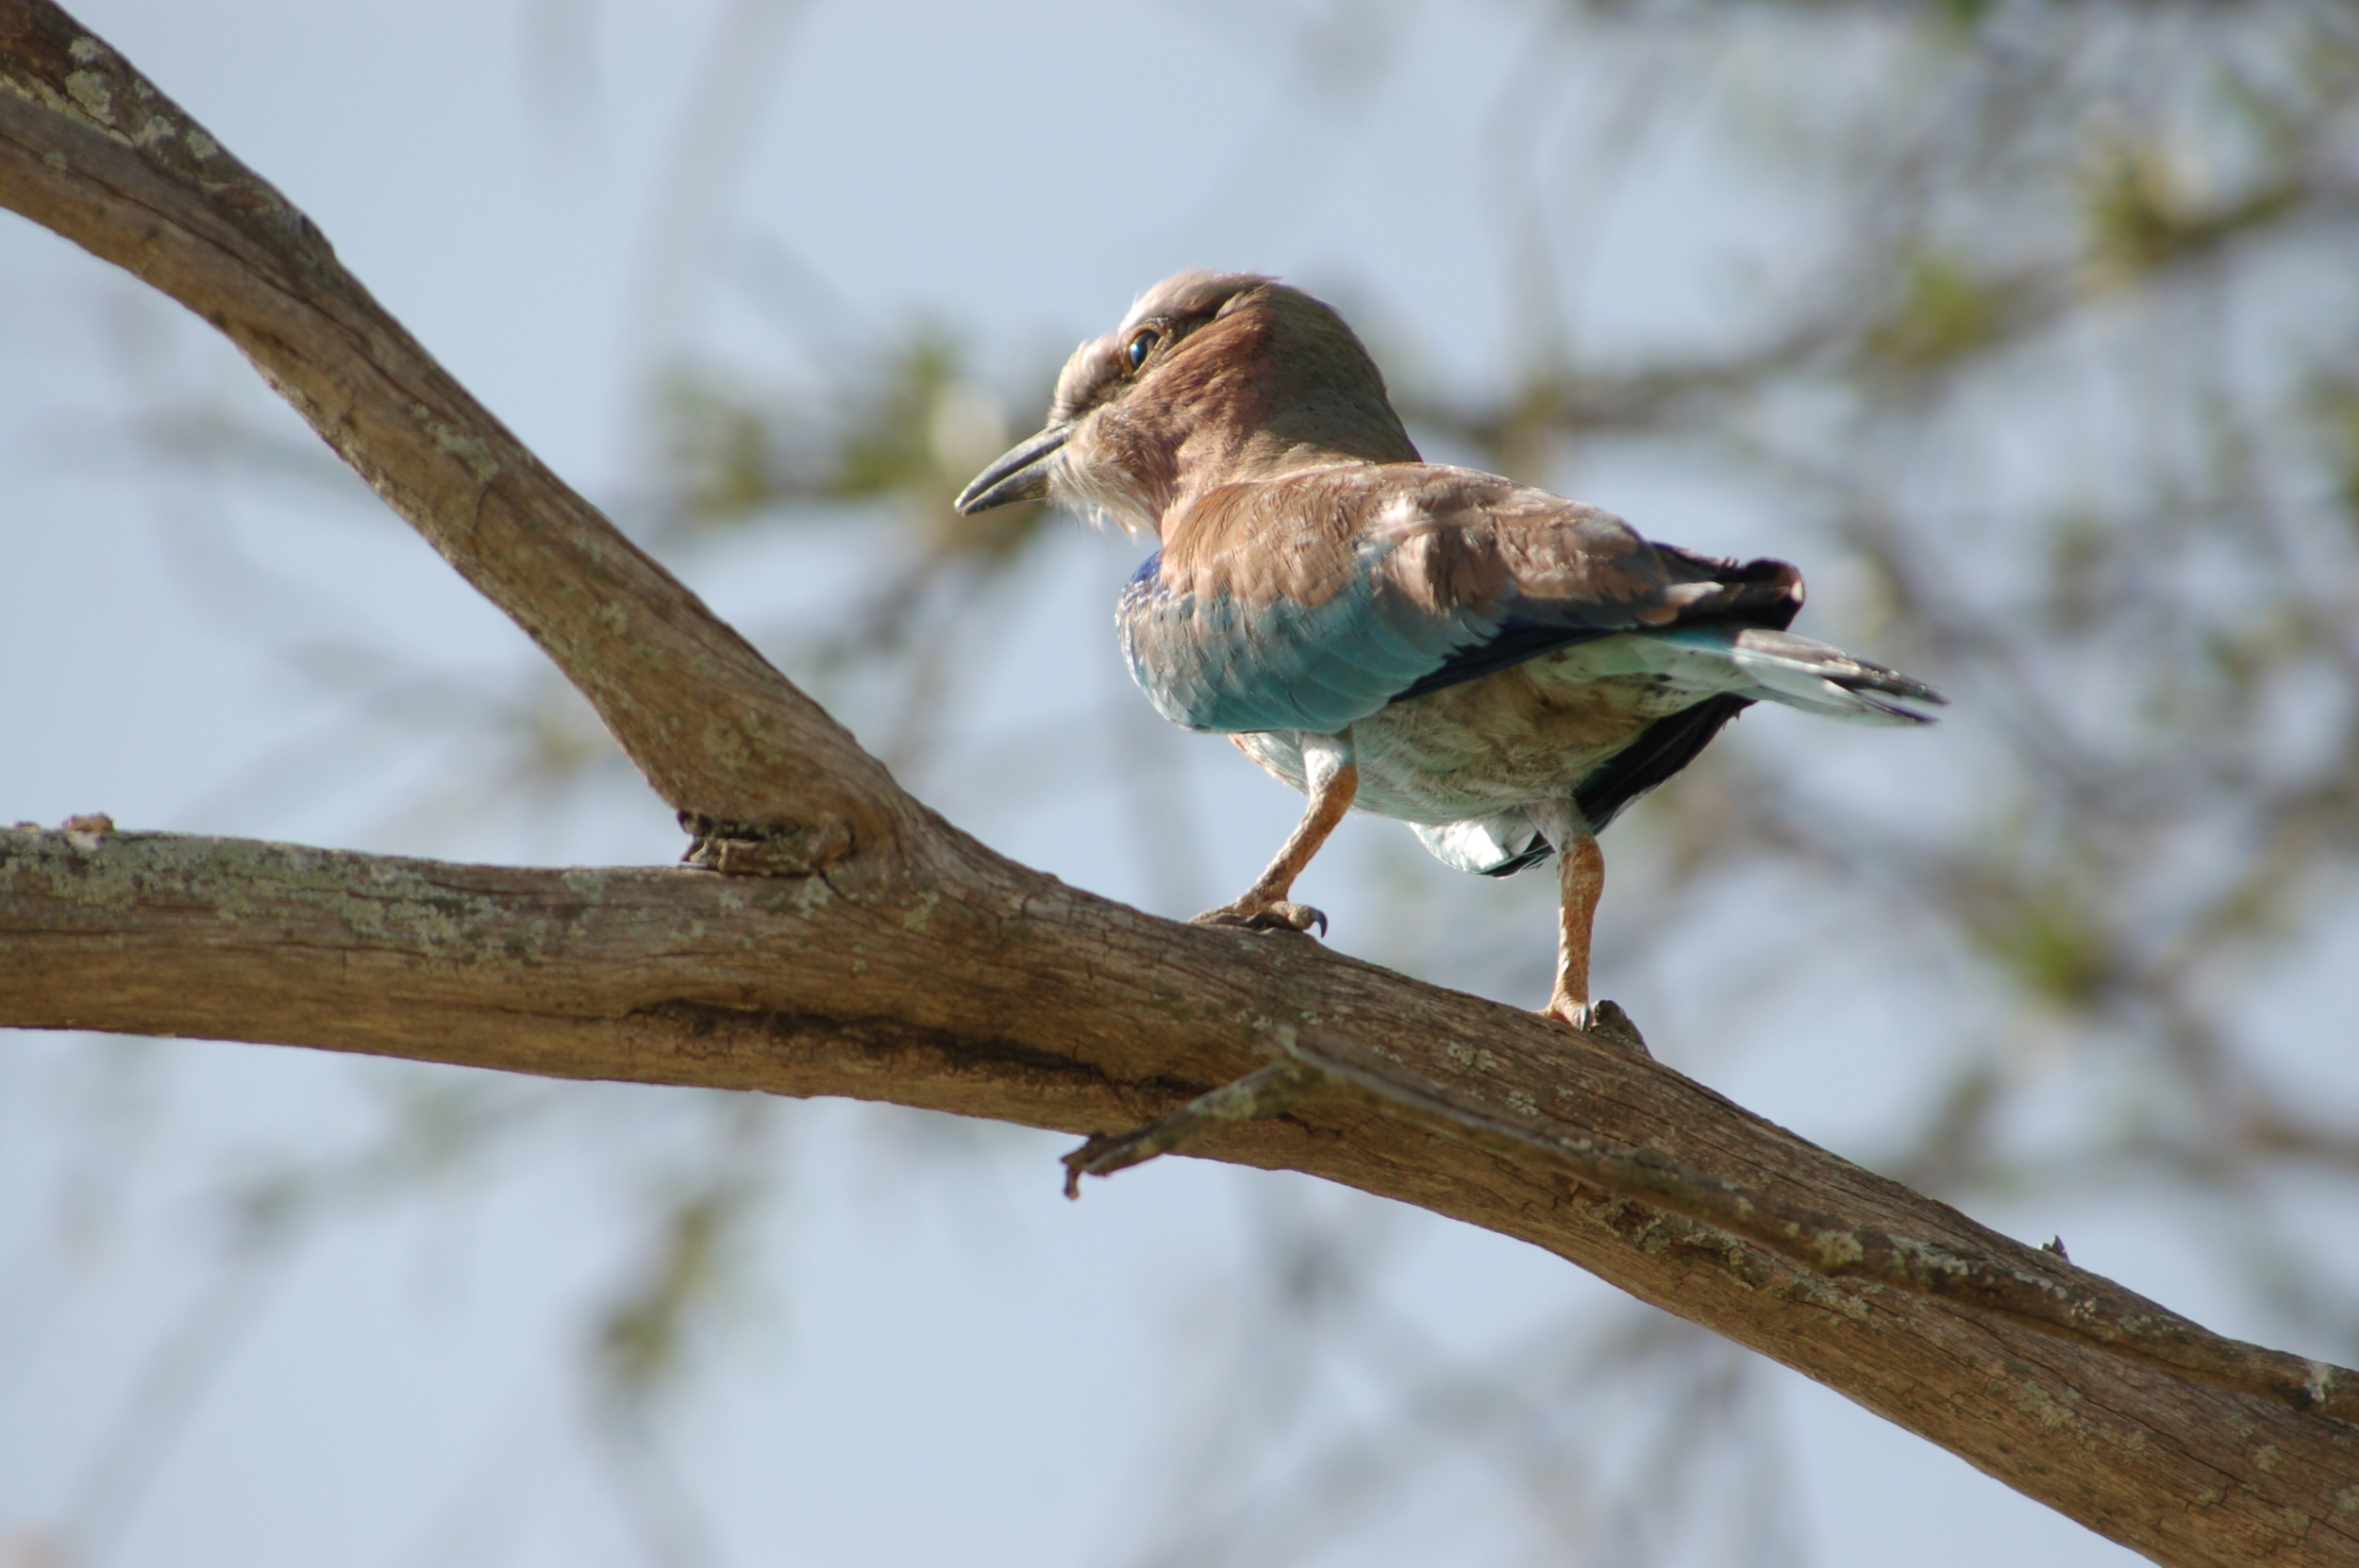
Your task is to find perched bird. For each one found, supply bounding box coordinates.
[955,272,1940,1034]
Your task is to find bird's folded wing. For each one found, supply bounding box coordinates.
[1119,464,1802,734]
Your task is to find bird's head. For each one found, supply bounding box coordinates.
[953,271,1419,535]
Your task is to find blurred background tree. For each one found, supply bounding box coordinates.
[4,2,2357,1565]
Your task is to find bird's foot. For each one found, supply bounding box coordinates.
[1543,996,1650,1059]
[1190,898,1329,937]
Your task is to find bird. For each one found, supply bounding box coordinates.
[954,271,1941,1038]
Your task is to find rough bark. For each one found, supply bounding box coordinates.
[0,6,2352,1564]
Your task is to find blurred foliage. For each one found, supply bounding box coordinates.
[10,1071,561,1568]
[2081,135,2303,285]
[661,327,1041,546]
[653,323,1057,766]
[1862,254,2009,375]
[594,1097,776,1401]
[2315,374,2359,520]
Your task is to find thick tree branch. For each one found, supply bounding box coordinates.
[1096,1025,2358,1430]
[3,7,2356,1565]
[5,826,2355,1566]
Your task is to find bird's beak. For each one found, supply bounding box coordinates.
[954,422,1069,514]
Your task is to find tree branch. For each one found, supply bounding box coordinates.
[1078,1022,2359,1430]
[5,825,2356,1565]
[3,6,2356,1564]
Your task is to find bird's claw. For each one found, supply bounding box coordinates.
[1191,899,1330,938]
[1543,997,1649,1058]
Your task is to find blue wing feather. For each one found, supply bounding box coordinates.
[1117,466,1803,736]
[1122,546,1475,732]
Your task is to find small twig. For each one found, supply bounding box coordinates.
[1061,1059,1318,1199]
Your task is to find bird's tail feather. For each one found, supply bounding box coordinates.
[1721,628,1946,726]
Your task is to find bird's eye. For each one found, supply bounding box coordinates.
[1125,329,1160,372]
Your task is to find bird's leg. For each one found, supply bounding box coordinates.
[1195,732,1356,936]
[1544,828,1606,1028]
[1532,822,1648,1054]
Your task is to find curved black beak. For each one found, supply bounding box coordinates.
[954,422,1069,514]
